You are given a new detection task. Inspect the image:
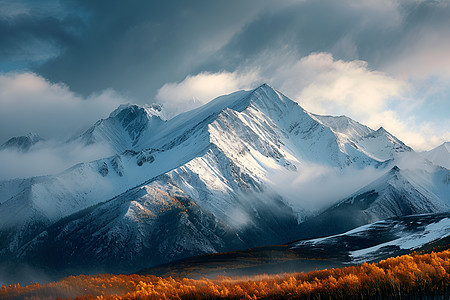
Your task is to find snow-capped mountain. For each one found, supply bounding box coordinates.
[421,142,450,169]
[69,104,166,153]
[0,133,44,152]
[0,84,448,277]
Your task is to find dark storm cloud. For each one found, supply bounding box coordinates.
[208,0,450,74]
[34,0,273,101]
[0,1,82,68]
[211,1,361,65]
[2,0,449,102]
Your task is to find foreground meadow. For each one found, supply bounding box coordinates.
[1,250,449,299]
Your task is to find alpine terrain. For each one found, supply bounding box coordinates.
[0,84,448,284]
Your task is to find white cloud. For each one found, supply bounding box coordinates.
[266,53,448,151]
[267,52,407,118]
[0,71,127,179]
[156,52,407,122]
[366,110,450,151]
[155,71,260,117]
[267,162,385,213]
[0,141,113,180]
[0,72,126,144]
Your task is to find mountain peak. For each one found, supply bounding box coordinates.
[25,132,42,140]
[144,103,167,121]
[110,103,166,121]
[390,165,400,173]
[427,142,450,155]
[366,126,409,146]
[420,141,450,169]
[244,83,295,116]
[376,126,387,133]
[0,132,44,152]
[255,83,271,90]
[72,103,166,152]
[109,104,145,119]
[248,83,277,95]
[109,104,137,117]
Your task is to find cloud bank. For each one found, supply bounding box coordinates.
[266,163,385,213]
[0,72,126,144]
[155,71,260,116]
[0,141,113,180]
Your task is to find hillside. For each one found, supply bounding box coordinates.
[1,249,449,299]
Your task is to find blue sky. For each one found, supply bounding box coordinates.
[0,0,449,150]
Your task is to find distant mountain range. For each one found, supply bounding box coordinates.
[0,132,44,152]
[0,84,448,283]
[420,142,450,169]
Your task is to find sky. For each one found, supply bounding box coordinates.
[0,0,449,151]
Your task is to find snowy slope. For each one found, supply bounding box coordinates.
[356,127,412,161]
[337,166,449,218]
[0,177,37,205]
[420,142,450,169]
[17,157,298,274]
[0,138,212,252]
[315,114,412,162]
[313,114,373,142]
[136,84,394,168]
[290,213,450,264]
[349,217,450,263]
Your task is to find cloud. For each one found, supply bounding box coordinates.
[155,71,260,116]
[387,31,450,80]
[366,110,450,151]
[265,52,407,118]
[213,0,449,75]
[0,141,113,180]
[2,0,449,101]
[381,1,450,80]
[266,162,385,213]
[0,71,125,179]
[0,72,126,144]
[274,53,447,151]
[0,1,81,69]
[31,0,275,100]
[156,52,406,120]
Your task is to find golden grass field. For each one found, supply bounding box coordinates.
[1,249,449,299]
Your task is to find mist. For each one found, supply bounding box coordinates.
[0,262,56,286]
[266,162,386,214]
[0,140,114,180]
